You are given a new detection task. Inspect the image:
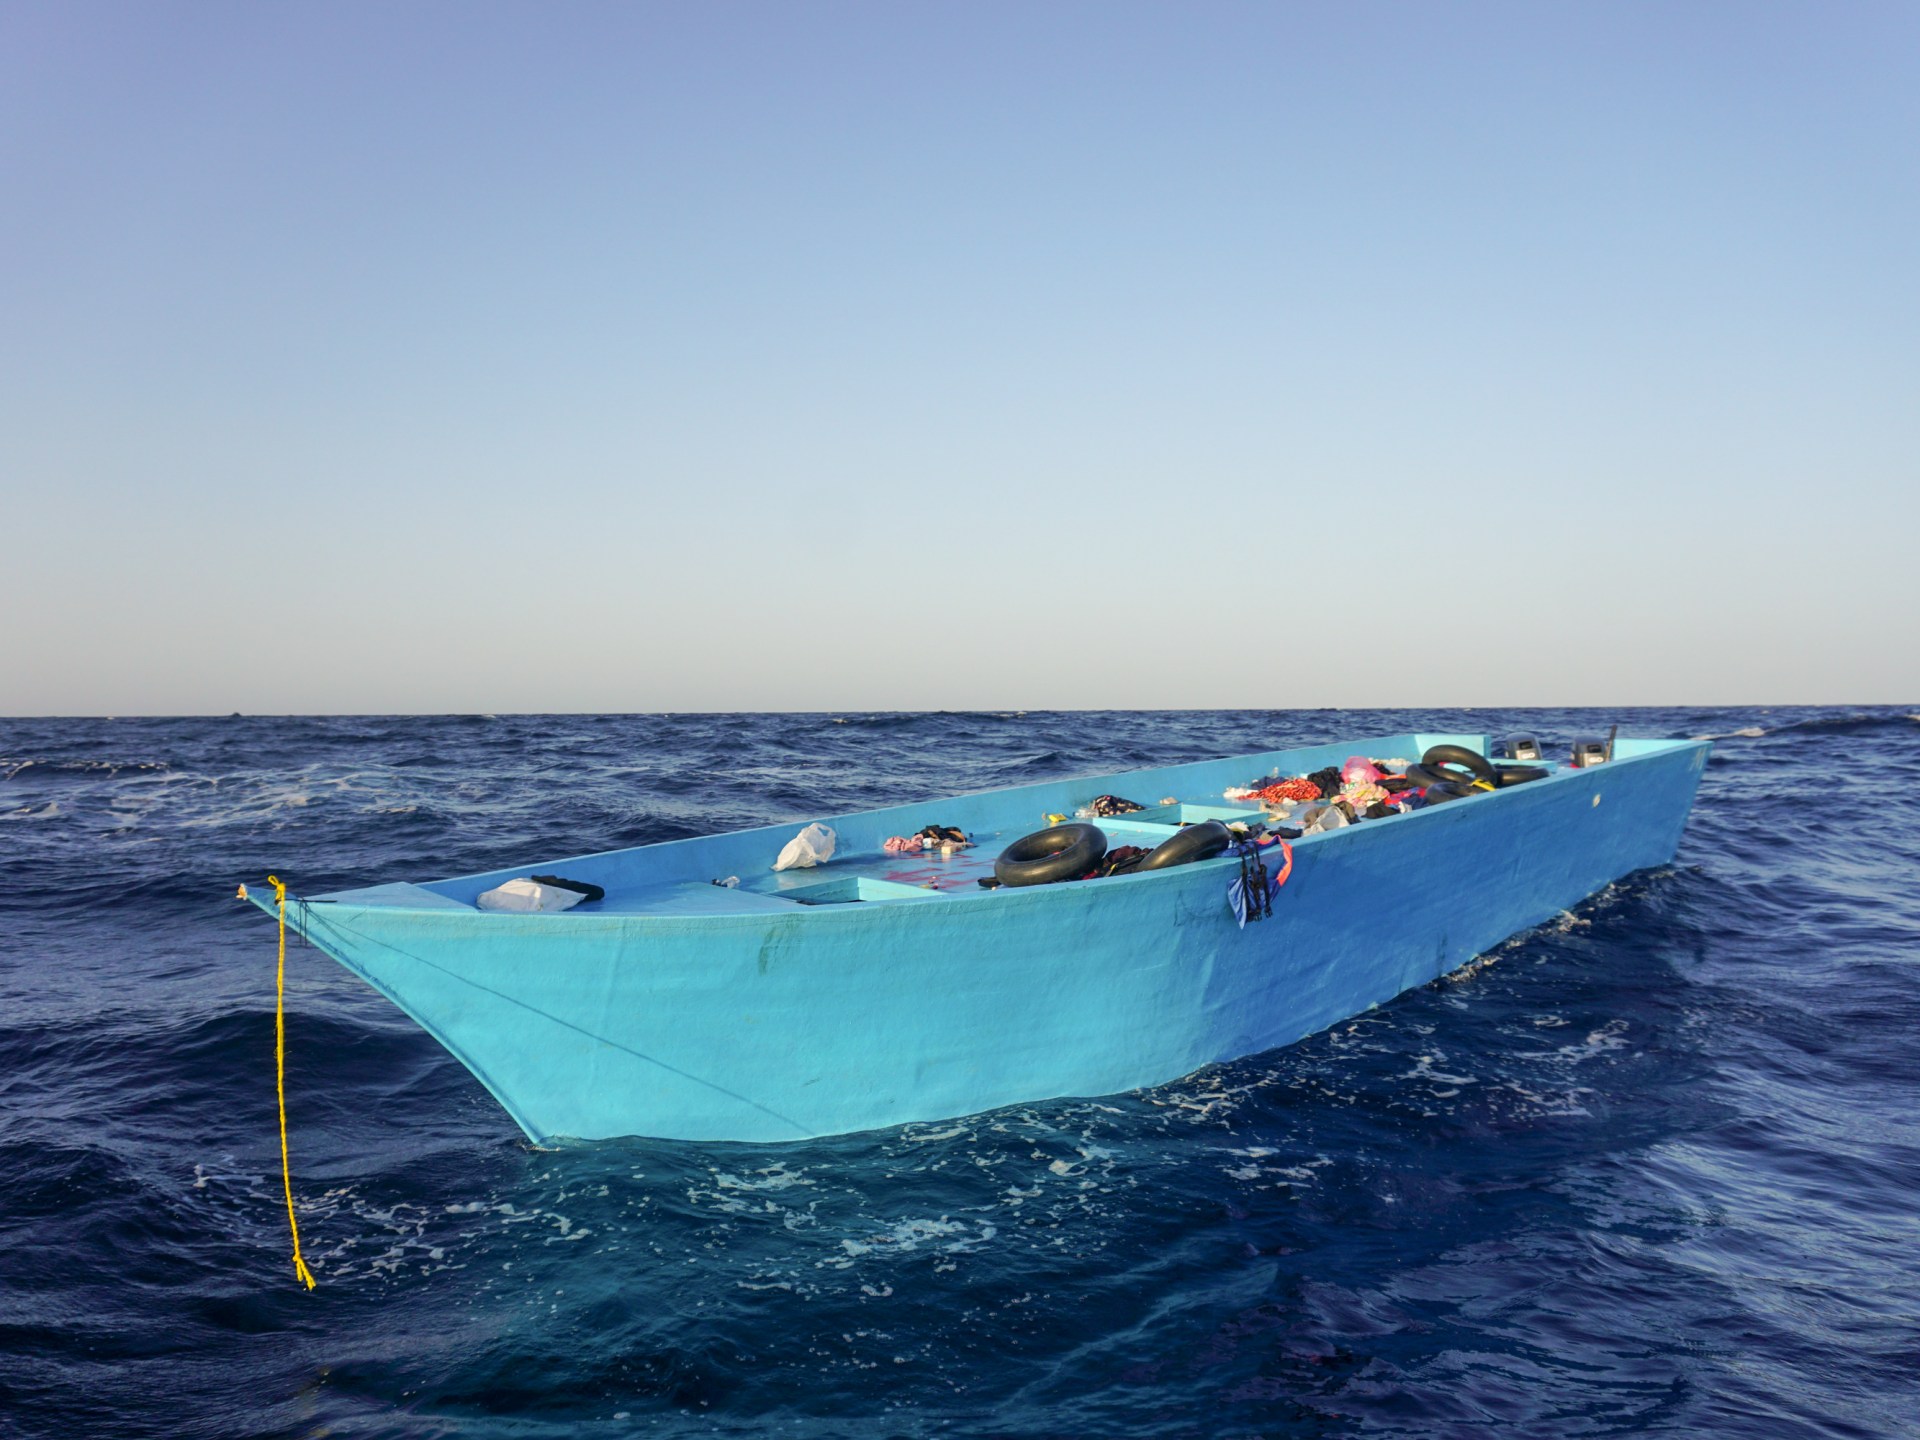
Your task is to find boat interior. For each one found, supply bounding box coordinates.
[309,732,1701,918]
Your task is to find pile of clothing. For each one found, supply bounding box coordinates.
[1227,756,1431,833]
[1226,820,1296,847]
[1229,777,1321,804]
[883,824,972,854]
[1088,843,1152,878]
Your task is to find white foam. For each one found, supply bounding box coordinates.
[1518,1017,1632,1064]
[902,1123,969,1144]
[712,1163,814,1193]
[1400,1054,1477,1087]
[828,1216,997,1267]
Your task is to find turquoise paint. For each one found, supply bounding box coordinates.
[247,732,1708,1144]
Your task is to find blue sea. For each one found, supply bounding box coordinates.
[2,708,1916,1439]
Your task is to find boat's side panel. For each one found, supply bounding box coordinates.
[1189,740,1705,1070]
[283,741,1708,1143]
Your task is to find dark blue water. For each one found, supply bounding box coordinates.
[2,708,1916,1439]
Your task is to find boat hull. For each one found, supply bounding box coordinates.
[256,734,1708,1144]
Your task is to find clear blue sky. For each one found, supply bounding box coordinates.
[3,1,1914,713]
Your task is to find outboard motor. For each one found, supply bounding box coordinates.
[1492,733,1543,762]
[1568,736,1611,768]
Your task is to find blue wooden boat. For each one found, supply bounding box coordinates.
[245,731,1708,1145]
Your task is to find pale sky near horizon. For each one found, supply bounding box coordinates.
[2,2,1915,715]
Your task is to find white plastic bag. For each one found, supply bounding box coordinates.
[772,822,836,871]
[476,877,587,913]
[1297,803,1348,835]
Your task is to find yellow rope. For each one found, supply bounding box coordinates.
[268,876,317,1290]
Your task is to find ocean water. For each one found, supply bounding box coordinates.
[1,707,1916,1440]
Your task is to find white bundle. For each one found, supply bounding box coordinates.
[476,877,588,913]
[772,823,836,871]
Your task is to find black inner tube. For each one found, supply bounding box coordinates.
[1494,764,1550,787]
[1420,744,1497,786]
[1135,819,1232,872]
[994,823,1109,887]
[1407,760,1486,789]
